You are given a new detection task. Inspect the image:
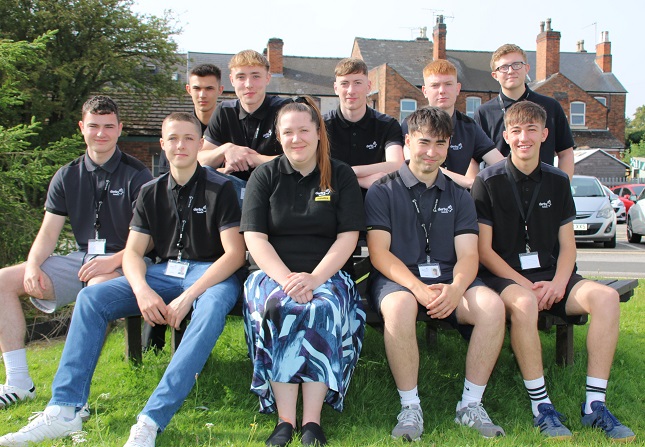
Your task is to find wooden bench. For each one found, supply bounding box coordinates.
[123,268,638,367]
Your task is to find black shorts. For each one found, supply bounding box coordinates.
[368,274,485,339]
[481,268,585,320]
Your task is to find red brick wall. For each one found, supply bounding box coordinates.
[118,140,159,170]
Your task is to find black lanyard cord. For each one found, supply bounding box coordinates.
[505,162,541,253]
[406,186,442,261]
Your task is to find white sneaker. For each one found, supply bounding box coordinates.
[0,405,82,446]
[0,384,36,409]
[124,419,158,447]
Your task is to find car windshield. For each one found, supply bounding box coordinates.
[571,177,604,197]
[602,185,618,199]
[632,185,645,196]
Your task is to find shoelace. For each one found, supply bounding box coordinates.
[398,407,423,426]
[466,403,493,424]
[541,407,567,427]
[23,411,53,430]
[591,404,619,430]
[130,422,155,444]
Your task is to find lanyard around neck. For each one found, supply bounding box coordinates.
[91,172,111,239]
[406,186,442,262]
[168,180,198,261]
[505,162,541,253]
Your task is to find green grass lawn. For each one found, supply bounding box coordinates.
[2,282,643,446]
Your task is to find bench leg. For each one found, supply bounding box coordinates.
[125,316,142,363]
[170,319,188,357]
[425,323,438,349]
[555,324,574,367]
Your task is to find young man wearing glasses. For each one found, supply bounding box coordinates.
[474,44,574,179]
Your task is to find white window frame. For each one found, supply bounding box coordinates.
[466,97,481,118]
[570,101,586,126]
[594,96,607,107]
[400,99,417,121]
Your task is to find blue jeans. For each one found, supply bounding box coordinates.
[48,261,240,430]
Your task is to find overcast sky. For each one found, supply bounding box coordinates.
[132,0,643,118]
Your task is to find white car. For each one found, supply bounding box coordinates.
[627,187,645,244]
[602,185,626,223]
[571,175,616,248]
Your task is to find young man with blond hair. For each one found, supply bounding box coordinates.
[0,96,151,412]
[472,101,634,442]
[366,107,506,441]
[0,112,246,447]
[324,58,404,189]
[197,50,290,190]
[403,59,504,189]
[474,44,574,179]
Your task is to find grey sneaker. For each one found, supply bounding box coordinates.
[455,402,505,438]
[533,403,572,439]
[391,404,423,442]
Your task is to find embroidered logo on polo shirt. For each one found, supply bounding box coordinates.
[437,205,453,214]
[263,129,273,139]
[314,189,331,202]
[193,205,207,214]
[366,141,378,150]
[110,188,124,196]
[539,200,552,209]
[450,143,463,151]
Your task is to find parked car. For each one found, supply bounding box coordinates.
[627,187,645,244]
[612,183,645,210]
[571,175,616,248]
[602,185,627,223]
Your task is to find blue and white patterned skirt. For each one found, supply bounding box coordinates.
[243,269,366,414]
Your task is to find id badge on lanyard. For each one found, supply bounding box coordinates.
[165,259,189,278]
[519,252,541,270]
[87,239,106,255]
[419,260,442,279]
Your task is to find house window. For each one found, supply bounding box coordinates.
[400,99,417,121]
[570,101,586,126]
[466,97,481,118]
[595,96,607,107]
[151,153,162,177]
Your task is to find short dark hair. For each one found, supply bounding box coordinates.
[407,106,452,139]
[335,58,368,77]
[504,101,547,129]
[82,95,119,122]
[162,112,202,135]
[189,63,222,82]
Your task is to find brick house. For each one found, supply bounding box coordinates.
[353,17,627,161]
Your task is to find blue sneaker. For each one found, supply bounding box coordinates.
[533,403,572,439]
[581,401,635,442]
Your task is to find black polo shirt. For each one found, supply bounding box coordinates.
[204,95,291,181]
[45,147,152,252]
[324,106,403,168]
[240,156,365,273]
[365,162,478,282]
[402,110,496,175]
[130,165,241,261]
[474,85,575,166]
[471,157,576,274]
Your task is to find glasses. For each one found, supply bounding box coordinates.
[494,61,527,73]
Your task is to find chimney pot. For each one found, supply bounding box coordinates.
[540,21,545,33]
[546,18,552,31]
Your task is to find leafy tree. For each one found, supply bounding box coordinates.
[626,105,645,145]
[0,0,182,144]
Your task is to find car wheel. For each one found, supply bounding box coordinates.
[627,217,642,243]
[603,233,616,248]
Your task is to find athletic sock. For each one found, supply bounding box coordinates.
[398,386,421,407]
[457,378,486,410]
[2,349,33,390]
[524,377,552,417]
[584,377,608,414]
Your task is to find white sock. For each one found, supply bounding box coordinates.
[2,349,33,390]
[457,379,486,410]
[585,377,608,414]
[524,377,552,417]
[398,386,420,407]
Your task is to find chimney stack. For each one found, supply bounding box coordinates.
[595,31,612,73]
[576,40,587,53]
[433,15,446,60]
[536,18,561,81]
[266,38,284,76]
